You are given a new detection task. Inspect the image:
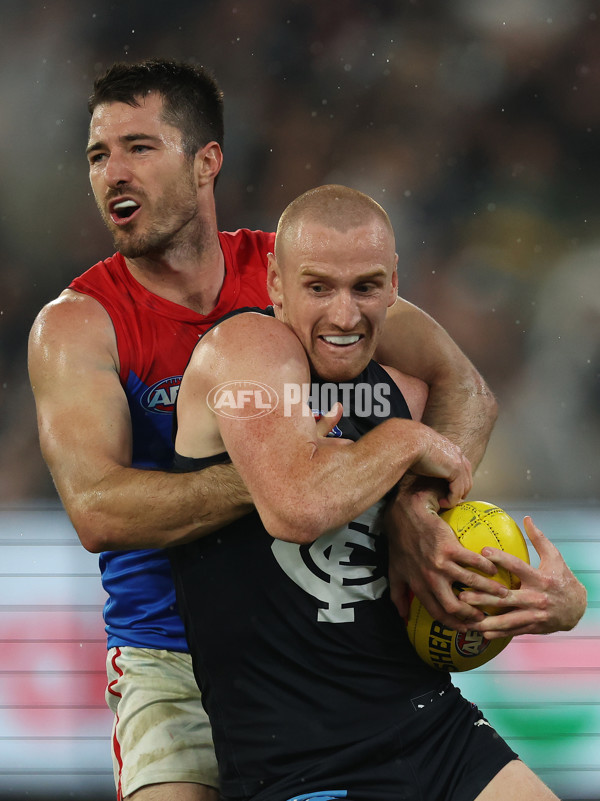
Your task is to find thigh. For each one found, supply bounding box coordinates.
[408,686,518,801]
[126,781,219,800]
[474,759,560,801]
[106,647,218,799]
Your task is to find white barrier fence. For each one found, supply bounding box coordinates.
[1,503,598,800]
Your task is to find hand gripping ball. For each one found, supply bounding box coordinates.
[405,501,530,672]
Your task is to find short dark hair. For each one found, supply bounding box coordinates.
[88,58,224,159]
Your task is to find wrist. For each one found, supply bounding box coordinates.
[396,475,447,505]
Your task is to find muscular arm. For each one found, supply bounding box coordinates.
[175,313,472,544]
[28,291,252,553]
[376,297,497,463]
[377,298,504,629]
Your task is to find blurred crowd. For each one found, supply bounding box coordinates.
[0,0,598,503]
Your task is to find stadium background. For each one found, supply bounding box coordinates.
[0,1,598,799]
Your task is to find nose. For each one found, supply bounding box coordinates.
[103,151,134,188]
[327,291,362,330]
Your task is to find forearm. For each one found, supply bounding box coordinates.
[419,374,496,468]
[254,421,421,542]
[376,298,497,466]
[62,462,253,552]
[252,418,467,543]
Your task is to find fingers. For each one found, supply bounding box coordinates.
[439,530,500,580]
[454,569,510,597]
[452,546,499,578]
[443,455,472,508]
[412,580,487,630]
[479,545,536,584]
[389,577,410,617]
[522,515,552,559]
[470,607,542,639]
[459,588,525,611]
[314,402,343,438]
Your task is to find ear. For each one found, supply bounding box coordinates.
[267,253,283,309]
[194,142,223,188]
[388,255,399,307]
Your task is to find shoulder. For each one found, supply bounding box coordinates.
[31,288,114,334]
[69,253,124,288]
[218,229,275,264]
[188,311,308,389]
[29,289,118,364]
[203,310,301,361]
[219,228,275,247]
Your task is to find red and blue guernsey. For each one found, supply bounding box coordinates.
[69,229,274,651]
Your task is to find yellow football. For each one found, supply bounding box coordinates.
[405,501,530,672]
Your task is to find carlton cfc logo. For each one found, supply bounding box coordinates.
[140,376,182,414]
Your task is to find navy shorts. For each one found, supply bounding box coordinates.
[263,684,517,801]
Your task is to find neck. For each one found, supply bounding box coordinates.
[123,223,225,315]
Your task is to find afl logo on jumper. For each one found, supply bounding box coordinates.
[271,501,388,623]
[140,376,182,414]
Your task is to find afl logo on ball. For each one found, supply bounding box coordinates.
[455,630,490,658]
[140,376,182,414]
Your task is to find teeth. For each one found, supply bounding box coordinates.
[114,200,138,210]
[322,335,360,345]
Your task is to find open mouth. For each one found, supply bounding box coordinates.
[320,334,363,346]
[109,198,141,224]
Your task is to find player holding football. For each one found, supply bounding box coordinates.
[171,184,585,801]
[27,59,568,801]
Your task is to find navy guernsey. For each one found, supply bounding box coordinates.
[169,312,449,801]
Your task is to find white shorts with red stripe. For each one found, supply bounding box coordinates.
[106,646,218,799]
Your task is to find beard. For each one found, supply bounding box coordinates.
[102,172,201,259]
[112,224,182,259]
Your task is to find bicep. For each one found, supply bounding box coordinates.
[184,316,318,518]
[375,297,466,384]
[28,296,132,502]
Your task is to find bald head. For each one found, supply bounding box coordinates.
[267,185,398,381]
[275,184,395,262]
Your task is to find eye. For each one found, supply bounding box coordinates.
[88,152,106,166]
[132,144,152,154]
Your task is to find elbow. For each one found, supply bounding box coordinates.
[462,369,498,429]
[482,387,499,435]
[481,383,499,423]
[67,501,121,553]
[257,503,329,545]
